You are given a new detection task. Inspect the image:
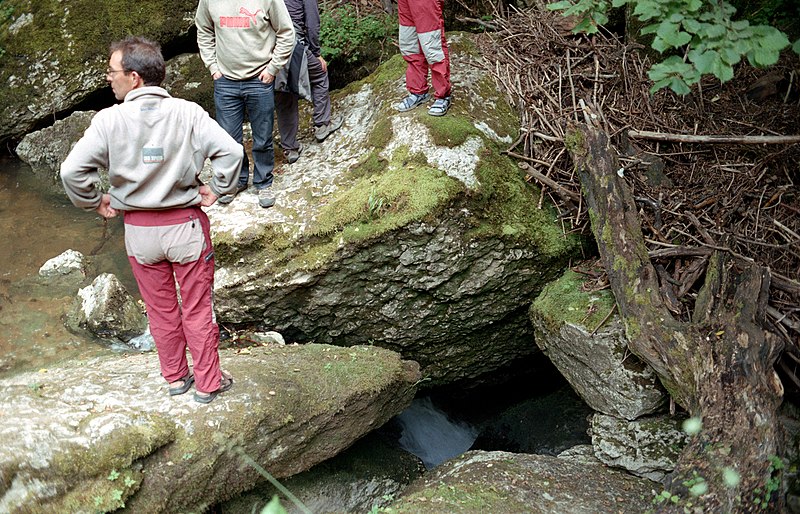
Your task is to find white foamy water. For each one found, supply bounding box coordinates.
[396,396,478,468]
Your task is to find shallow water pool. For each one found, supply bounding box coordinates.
[0,156,137,378]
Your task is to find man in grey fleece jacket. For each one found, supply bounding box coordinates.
[196,0,296,208]
[60,36,241,403]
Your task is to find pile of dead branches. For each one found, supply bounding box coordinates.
[473,7,800,392]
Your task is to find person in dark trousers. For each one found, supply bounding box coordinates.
[196,0,295,207]
[275,0,344,164]
[60,37,240,403]
[394,0,452,116]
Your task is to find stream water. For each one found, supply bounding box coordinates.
[0,156,137,378]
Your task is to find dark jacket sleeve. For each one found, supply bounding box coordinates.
[304,0,322,57]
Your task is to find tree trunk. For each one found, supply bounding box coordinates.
[566,117,785,512]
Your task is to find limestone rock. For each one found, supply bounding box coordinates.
[0,344,420,512]
[389,450,653,513]
[557,444,602,465]
[590,413,688,482]
[531,270,667,419]
[0,0,199,144]
[16,111,97,186]
[67,273,147,342]
[38,249,86,280]
[204,36,584,385]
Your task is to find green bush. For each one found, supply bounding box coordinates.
[319,4,395,63]
[548,0,799,94]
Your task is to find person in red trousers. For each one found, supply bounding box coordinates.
[61,37,240,404]
[394,0,452,116]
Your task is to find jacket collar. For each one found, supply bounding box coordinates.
[124,86,171,102]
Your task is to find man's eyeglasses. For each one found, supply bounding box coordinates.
[105,68,127,75]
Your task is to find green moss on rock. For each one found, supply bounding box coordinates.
[532,269,617,332]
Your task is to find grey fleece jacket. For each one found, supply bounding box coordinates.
[196,0,296,80]
[60,87,242,212]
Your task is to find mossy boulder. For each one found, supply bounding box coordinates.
[531,269,668,419]
[0,0,199,145]
[387,450,653,513]
[204,33,586,386]
[0,344,420,512]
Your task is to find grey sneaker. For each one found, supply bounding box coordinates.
[428,96,451,116]
[314,114,344,142]
[217,182,248,205]
[286,143,304,164]
[258,186,275,208]
[394,92,430,112]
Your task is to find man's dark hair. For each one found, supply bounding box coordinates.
[110,36,166,86]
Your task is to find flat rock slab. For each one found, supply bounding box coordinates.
[390,450,654,513]
[0,344,420,513]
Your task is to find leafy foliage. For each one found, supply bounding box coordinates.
[319,4,394,63]
[548,0,798,94]
[0,0,13,58]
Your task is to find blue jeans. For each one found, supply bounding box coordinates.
[213,76,275,189]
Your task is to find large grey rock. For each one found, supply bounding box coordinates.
[0,344,420,513]
[16,111,97,185]
[531,269,667,419]
[0,0,199,144]
[389,450,653,513]
[19,33,582,385]
[591,413,688,482]
[67,273,147,342]
[203,36,583,385]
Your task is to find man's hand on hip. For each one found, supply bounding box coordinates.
[95,194,118,218]
[199,185,218,207]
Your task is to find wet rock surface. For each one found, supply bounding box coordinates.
[388,450,654,513]
[0,344,420,512]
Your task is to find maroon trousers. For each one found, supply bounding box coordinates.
[398,0,451,99]
[124,207,222,394]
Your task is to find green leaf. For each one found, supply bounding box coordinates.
[656,22,692,48]
[722,468,741,488]
[731,20,749,31]
[753,27,790,52]
[689,482,709,497]
[686,0,703,12]
[261,495,289,514]
[633,0,662,22]
[704,24,726,38]
[547,1,573,11]
[719,46,741,66]
[747,48,780,68]
[793,39,800,55]
[681,18,703,34]
[689,49,719,74]
[641,23,659,35]
[574,17,599,34]
[611,0,628,7]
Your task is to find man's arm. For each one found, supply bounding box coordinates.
[264,0,297,77]
[60,117,111,214]
[195,0,220,76]
[192,109,243,197]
